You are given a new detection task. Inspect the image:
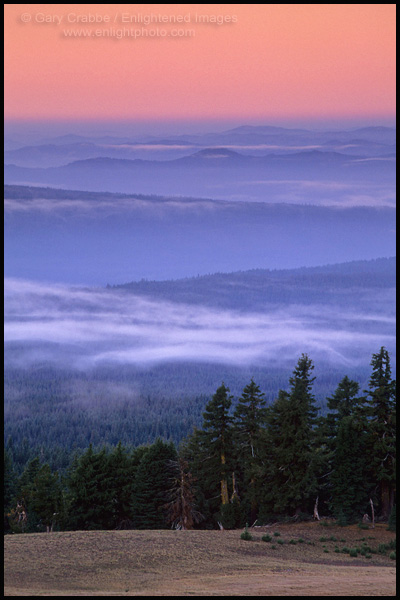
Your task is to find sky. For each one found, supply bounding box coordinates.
[4,4,396,128]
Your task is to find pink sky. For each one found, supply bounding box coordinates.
[4,4,396,122]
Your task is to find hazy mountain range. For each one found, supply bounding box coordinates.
[4,125,395,205]
[4,124,396,165]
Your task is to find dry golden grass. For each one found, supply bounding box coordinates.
[4,522,396,596]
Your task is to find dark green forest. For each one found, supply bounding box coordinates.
[4,360,375,473]
[4,348,396,534]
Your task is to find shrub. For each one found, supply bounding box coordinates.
[240,524,253,541]
[329,535,337,541]
[289,539,297,545]
[298,538,304,543]
[336,511,348,527]
[319,536,327,542]
[277,539,284,545]
[349,548,358,557]
[262,534,272,542]
[378,543,388,554]
[273,531,281,537]
[320,520,330,527]
[389,551,396,560]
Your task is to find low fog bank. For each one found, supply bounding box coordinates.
[4,277,395,373]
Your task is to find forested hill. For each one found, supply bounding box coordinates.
[110,257,396,312]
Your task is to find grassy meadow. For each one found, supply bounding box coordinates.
[4,522,396,596]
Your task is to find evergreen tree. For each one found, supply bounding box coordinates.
[4,447,16,512]
[107,442,135,529]
[263,355,320,516]
[317,376,366,512]
[181,384,235,527]
[132,439,177,529]
[29,464,63,532]
[328,415,369,522]
[233,379,267,523]
[201,383,234,509]
[66,445,113,530]
[363,347,396,519]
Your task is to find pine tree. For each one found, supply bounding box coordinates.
[66,445,113,530]
[107,442,135,529]
[132,439,177,529]
[4,447,16,512]
[233,379,267,523]
[201,383,234,508]
[181,384,235,527]
[29,464,63,532]
[316,376,367,514]
[329,415,369,523]
[264,355,320,517]
[363,347,396,519]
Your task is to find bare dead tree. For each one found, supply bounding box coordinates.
[370,498,375,528]
[164,458,204,530]
[313,496,320,521]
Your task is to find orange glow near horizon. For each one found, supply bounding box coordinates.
[4,4,396,122]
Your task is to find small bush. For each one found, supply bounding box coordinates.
[342,547,350,554]
[273,531,281,537]
[378,543,388,554]
[298,538,304,543]
[349,548,358,557]
[277,539,284,545]
[240,524,253,541]
[388,538,396,550]
[319,536,327,542]
[334,547,340,553]
[262,534,272,542]
[389,551,396,560]
[324,549,329,553]
[271,544,277,549]
[329,535,337,541]
[289,539,297,545]
[365,554,372,559]
[320,520,330,527]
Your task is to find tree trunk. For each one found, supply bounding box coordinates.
[220,452,229,505]
[380,481,391,520]
[313,496,320,521]
[370,498,375,528]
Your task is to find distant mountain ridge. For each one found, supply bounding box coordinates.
[111,257,396,312]
[4,124,396,169]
